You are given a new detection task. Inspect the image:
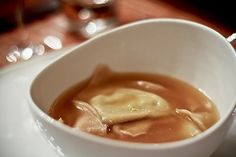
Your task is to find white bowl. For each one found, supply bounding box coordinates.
[28,19,236,157]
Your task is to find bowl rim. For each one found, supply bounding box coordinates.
[28,18,236,150]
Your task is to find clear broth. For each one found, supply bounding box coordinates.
[49,66,219,143]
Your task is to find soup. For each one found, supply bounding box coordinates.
[49,65,219,143]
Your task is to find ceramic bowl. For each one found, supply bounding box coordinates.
[28,19,236,157]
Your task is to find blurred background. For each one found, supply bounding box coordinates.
[0,0,235,68]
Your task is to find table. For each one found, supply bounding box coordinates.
[0,0,235,68]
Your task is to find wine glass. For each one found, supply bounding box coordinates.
[61,0,118,38]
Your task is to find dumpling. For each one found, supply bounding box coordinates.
[113,119,153,137]
[180,119,202,137]
[73,101,107,135]
[176,108,206,130]
[90,88,171,125]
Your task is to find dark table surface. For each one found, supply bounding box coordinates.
[0,0,235,68]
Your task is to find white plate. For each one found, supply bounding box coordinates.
[0,51,62,157]
[0,49,235,157]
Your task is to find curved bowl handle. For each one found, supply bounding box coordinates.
[227,33,236,45]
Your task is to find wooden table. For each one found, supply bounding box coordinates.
[0,0,235,68]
